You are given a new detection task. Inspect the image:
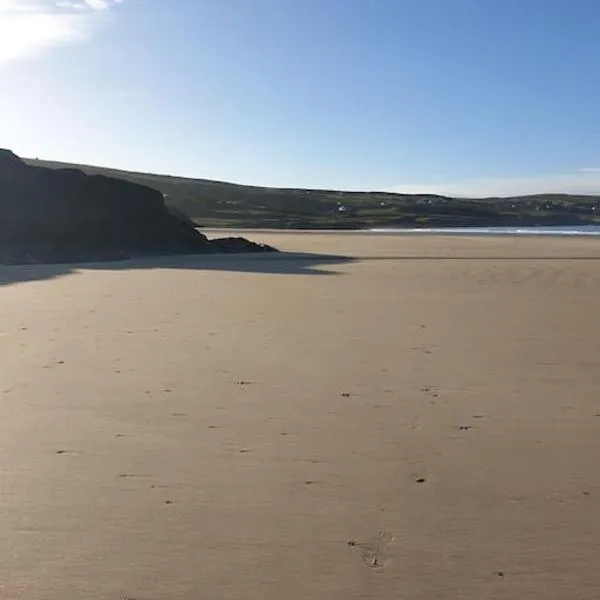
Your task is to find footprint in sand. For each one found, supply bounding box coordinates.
[419,387,439,400]
[348,531,394,569]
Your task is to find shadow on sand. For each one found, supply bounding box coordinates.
[4,253,600,288]
[0,252,357,287]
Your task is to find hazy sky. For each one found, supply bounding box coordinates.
[1,0,600,196]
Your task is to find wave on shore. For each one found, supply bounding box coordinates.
[370,226,600,236]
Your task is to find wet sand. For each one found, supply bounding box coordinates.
[1,233,600,599]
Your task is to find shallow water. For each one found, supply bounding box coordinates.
[370,225,600,236]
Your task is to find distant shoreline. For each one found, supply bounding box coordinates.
[202,225,600,237]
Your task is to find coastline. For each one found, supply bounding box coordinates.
[202,225,600,237]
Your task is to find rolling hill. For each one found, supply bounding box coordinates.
[26,158,600,229]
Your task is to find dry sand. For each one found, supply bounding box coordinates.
[1,232,600,600]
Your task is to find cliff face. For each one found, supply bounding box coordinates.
[0,150,273,264]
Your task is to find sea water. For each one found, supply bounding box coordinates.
[369,226,600,236]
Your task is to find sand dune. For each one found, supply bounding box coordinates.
[1,233,600,599]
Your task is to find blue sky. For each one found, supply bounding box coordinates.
[1,0,600,196]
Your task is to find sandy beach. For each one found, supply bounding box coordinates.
[1,232,600,600]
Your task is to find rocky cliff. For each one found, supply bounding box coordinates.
[0,150,274,264]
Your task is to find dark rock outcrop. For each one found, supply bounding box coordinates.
[0,150,275,264]
[208,236,277,253]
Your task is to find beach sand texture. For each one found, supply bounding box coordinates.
[1,233,600,600]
